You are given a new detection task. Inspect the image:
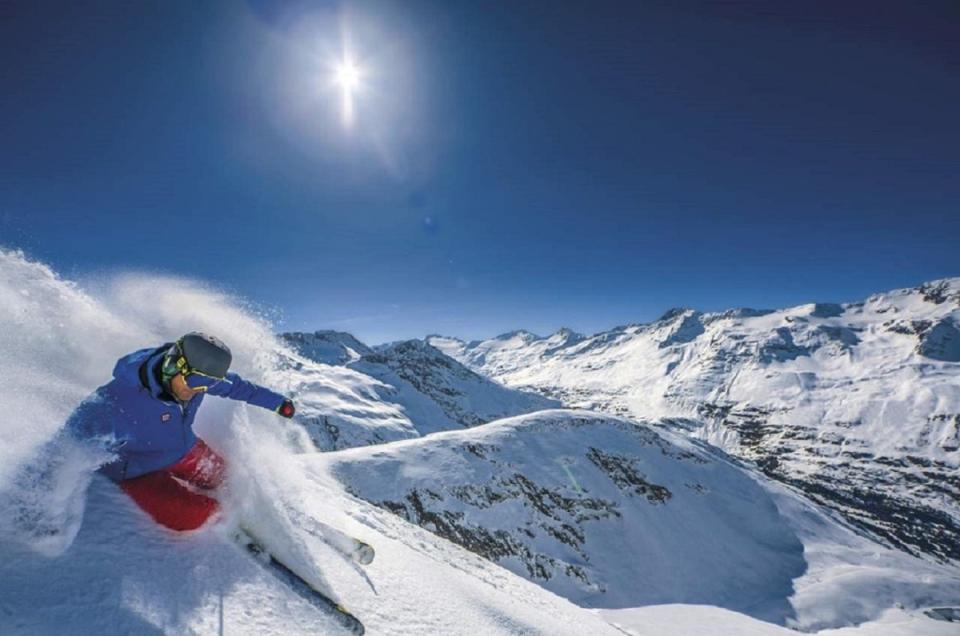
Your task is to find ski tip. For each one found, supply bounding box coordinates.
[354,543,375,566]
[334,607,365,635]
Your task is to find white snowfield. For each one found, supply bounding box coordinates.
[598,605,960,636]
[0,248,958,635]
[324,409,960,632]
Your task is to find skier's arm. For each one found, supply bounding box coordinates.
[65,386,121,441]
[64,387,131,480]
[207,372,294,416]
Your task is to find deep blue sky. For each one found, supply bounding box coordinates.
[2,1,958,344]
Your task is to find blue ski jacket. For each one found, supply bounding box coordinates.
[66,344,286,481]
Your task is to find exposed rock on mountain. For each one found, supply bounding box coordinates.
[917,318,960,362]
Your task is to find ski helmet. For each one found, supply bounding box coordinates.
[162,332,232,380]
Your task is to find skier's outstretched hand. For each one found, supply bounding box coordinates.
[277,399,296,418]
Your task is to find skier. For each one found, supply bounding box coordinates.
[66,332,295,531]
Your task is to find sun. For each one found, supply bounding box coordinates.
[334,60,362,93]
[332,57,364,126]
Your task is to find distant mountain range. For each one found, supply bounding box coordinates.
[426,279,960,563]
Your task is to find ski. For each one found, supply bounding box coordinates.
[234,528,365,635]
[283,505,375,566]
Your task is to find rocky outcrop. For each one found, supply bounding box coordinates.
[917,318,960,362]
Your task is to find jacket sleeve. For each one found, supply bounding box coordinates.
[64,387,129,481]
[208,372,286,412]
[65,387,116,441]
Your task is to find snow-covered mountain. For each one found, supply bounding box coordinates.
[280,332,558,448]
[356,339,558,429]
[282,330,373,365]
[429,327,586,377]
[2,247,958,635]
[325,409,959,631]
[428,280,960,564]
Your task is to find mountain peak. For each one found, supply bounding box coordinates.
[544,328,585,352]
[916,278,960,305]
[281,330,372,365]
[376,338,442,357]
[493,329,542,342]
[655,307,694,323]
[425,333,463,344]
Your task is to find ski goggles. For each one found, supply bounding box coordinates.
[183,372,224,391]
[161,345,225,391]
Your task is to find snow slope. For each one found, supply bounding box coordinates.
[324,409,960,631]
[0,455,625,635]
[428,281,960,563]
[599,605,960,636]
[2,247,957,635]
[354,339,559,430]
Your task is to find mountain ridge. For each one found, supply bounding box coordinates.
[426,278,960,563]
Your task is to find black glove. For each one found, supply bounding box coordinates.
[277,399,295,418]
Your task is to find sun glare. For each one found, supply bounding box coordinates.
[332,57,363,127]
[335,60,361,92]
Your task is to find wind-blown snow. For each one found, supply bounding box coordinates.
[0,248,293,555]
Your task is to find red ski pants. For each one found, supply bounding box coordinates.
[120,439,226,531]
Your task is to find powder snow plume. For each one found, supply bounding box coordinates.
[0,248,302,555]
